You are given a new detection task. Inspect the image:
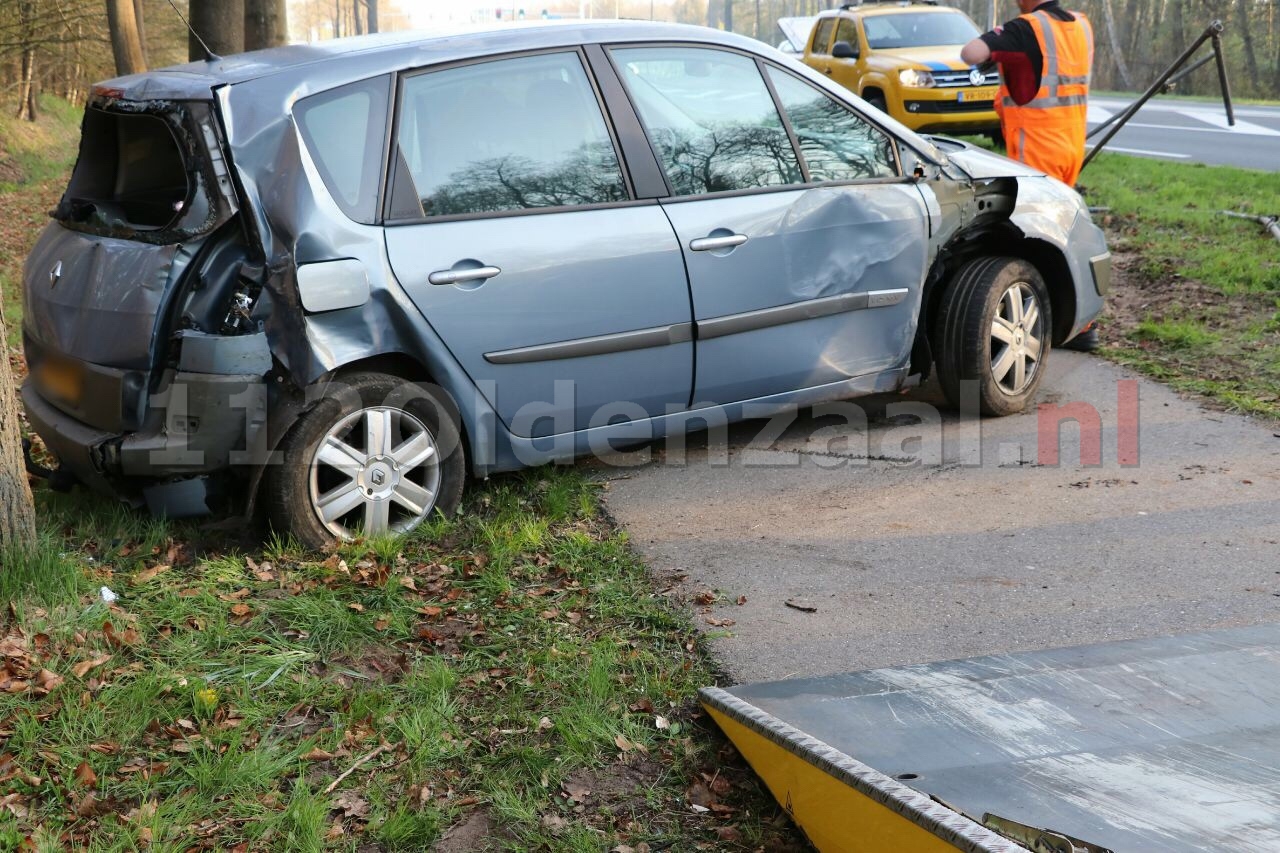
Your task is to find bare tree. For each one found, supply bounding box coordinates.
[244,0,287,50]
[0,308,37,555]
[189,0,244,59]
[723,0,733,32]
[366,0,377,33]
[1100,0,1133,89]
[106,0,146,76]
[15,0,39,120]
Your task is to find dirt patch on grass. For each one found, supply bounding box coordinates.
[432,808,512,852]
[0,157,24,185]
[1098,246,1280,420]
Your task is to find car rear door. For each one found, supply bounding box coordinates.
[606,45,930,405]
[382,50,693,438]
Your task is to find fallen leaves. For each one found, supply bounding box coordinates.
[71,655,111,679]
[130,564,169,586]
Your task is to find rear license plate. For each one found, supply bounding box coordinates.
[958,86,998,102]
[36,358,83,405]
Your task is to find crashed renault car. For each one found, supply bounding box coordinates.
[21,21,1109,548]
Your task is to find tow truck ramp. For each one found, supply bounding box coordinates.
[701,624,1280,852]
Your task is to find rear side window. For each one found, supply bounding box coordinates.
[811,18,835,53]
[392,52,628,219]
[295,75,391,223]
[612,47,801,196]
[835,18,859,47]
[766,68,898,181]
[60,109,189,230]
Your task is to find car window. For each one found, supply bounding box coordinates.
[395,52,627,218]
[295,75,390,223]
[835,18,859,47]
[811,18,836,53]
[611,47,802,196]
[862,12,979,49]
[766,68,898,182]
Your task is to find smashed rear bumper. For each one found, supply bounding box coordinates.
[23,369,268,515]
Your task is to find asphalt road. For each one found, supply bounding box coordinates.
[1086,95,1280,170]
[600,353,1280,684]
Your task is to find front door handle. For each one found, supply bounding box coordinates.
[824,67,833,74]
[428,265,501,285]
[689,233,748,252]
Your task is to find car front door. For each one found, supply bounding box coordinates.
[608,46,930,405]
[382,50,693,438]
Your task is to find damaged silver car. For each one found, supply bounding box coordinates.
[21,21,1109,548]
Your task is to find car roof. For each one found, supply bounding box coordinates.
[818,3,965,17]
[97,20,776,102]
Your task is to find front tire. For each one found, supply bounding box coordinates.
[266,372,465,550]
[933,257,1051,416]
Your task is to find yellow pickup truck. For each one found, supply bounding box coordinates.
[799,1,1000,138]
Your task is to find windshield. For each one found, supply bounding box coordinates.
[863,12,980,49]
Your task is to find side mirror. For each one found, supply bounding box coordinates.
[832,40,858,59]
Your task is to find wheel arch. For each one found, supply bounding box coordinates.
[924,225,1077,349]
[239,350,475,524]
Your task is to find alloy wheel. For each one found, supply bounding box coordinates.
[989,282,1044,396]
[307,406,441,540]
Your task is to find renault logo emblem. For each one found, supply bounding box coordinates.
[371,470,386,486]
[969,67,985,87]
[49,260,62,288]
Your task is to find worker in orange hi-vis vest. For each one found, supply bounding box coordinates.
[962,0,1100,351]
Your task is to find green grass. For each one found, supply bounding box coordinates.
[1076,152,1280,420]
[0,471,794,851]
[1079,153,1280,295]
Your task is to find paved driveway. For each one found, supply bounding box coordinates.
[600,353,1280,683]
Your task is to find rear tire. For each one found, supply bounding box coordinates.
[266,372,465,550]
[865,91,888,113]
[933,257,1051,417]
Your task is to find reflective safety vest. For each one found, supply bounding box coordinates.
[995,9,1093,186]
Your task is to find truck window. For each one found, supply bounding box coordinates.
[811,18,836,54]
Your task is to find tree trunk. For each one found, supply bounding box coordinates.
[1238,0,1260,95]
[723,0,733,33]
[366,0,377,33]
[190,0,245,60]
[245,0,288,50]
[134,0,149,67]
[706,0,721,29]
[1101,0,1134,89]
[106,0,148,76]
[0,308,37,556]
[15,0,38,121]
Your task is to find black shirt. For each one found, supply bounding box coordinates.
[978,0,1077,89]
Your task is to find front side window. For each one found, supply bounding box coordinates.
[767,68,898,182]
[612,47,801,196]
[394,52,627,218]
[296,75,391,223]
[811,18,836,53]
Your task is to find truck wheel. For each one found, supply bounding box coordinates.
[266,372,465,549]
[865,92,887,112]
[933,257,1051,416]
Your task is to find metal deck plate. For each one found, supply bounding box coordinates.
[716,624,1280,851]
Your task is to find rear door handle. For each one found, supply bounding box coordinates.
[428,265,501,285]
[689,233,748,252]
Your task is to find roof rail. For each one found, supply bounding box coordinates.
[839,0,940,8]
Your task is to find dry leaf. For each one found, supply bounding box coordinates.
[131,564,170,586]
[348,603,365,613]
[229,603,252,618]
[655,715,670,730]
[71,655,111,679]
[303,747,335,761]
[537,716,553,732]
[73,761,97,787]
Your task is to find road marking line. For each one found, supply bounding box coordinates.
[1181,111,1280,136]
[1108,121,1280,137]
[1086,104,1115,123]
[1084,144,1190,159]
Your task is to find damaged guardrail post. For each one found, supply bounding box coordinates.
[1221,210,1280,245]
[1082,20,1231,172]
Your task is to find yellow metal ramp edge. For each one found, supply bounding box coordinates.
[699,686,1023,853]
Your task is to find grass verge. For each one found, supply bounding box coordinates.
[0,471,801,851]
[1077,152,1280,420]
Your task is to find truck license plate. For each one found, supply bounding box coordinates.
[958,86,998,102]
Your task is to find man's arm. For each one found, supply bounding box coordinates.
[961,38,991,65]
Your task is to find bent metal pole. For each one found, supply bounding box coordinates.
[1081,20,1230,172]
